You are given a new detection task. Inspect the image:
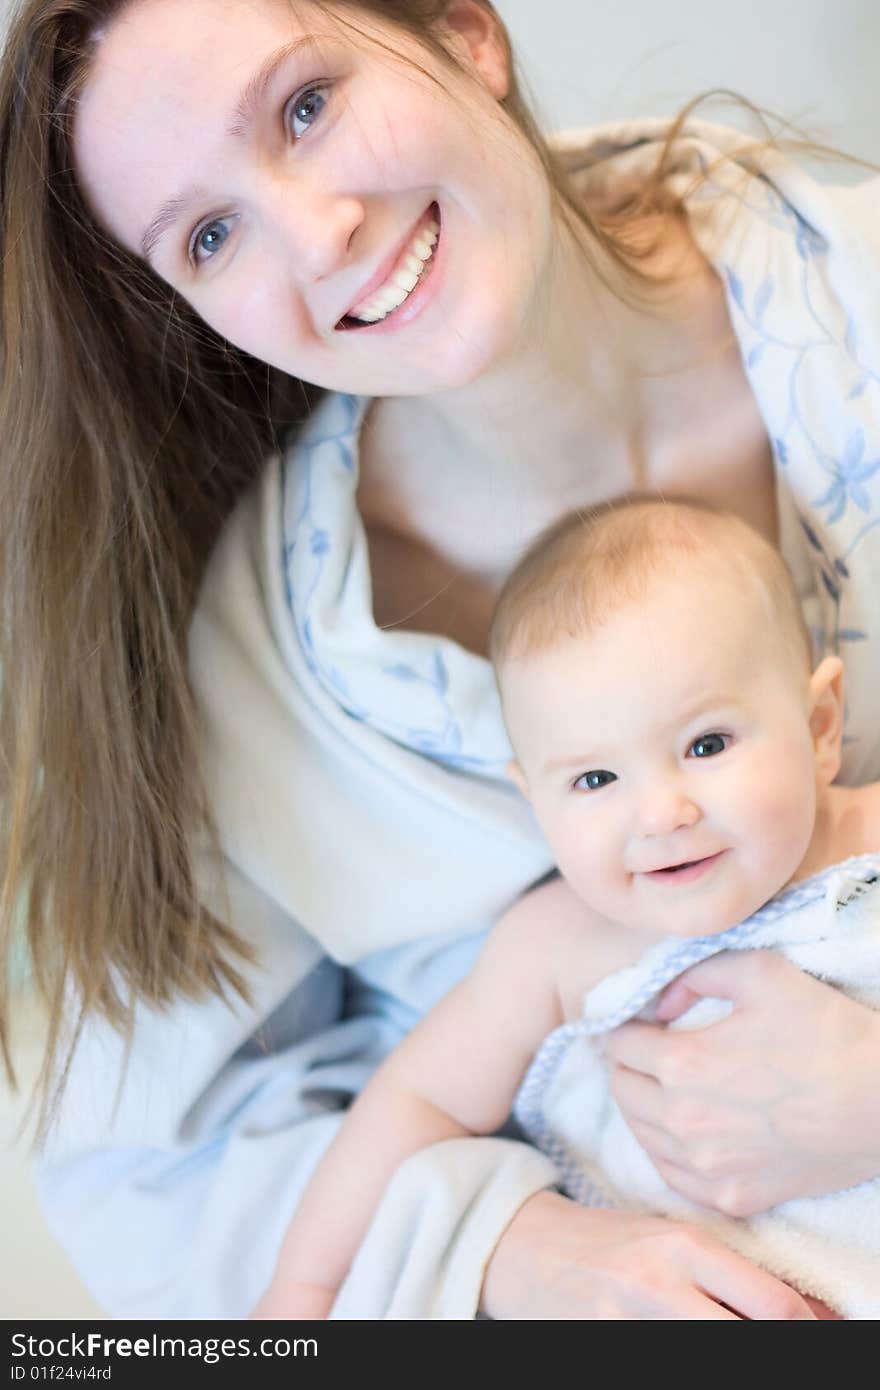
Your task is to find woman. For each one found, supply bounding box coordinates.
[2,0,879,1318]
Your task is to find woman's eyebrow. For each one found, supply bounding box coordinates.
[226,36,317,139]
[139,36,317,266]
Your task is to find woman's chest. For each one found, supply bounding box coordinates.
[360,386,776,656]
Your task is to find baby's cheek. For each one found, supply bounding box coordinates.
[551,839,597,894]
[746,770,816,864]
[553,837,622,911]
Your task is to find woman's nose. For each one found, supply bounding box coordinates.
[633,783,702,837]
[264,177,364,284]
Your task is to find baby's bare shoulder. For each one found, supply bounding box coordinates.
[490,877,644,1023]
[491,874,605,952]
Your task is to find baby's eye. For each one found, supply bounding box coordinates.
[573,769,617,792]
[688,732,730,758]
[289,83,331,138]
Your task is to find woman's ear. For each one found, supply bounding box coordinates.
[506,758,529,798]
[441,0,510,99]
[808,655,845,785]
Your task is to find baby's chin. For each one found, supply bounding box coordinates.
[569,856,806,942]
[648,889,787,941]
[625,874,792,943]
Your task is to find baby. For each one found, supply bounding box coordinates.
[255,496,880,1320]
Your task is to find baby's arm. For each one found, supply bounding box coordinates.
[253,878,581,1319]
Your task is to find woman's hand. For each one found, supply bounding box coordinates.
[606,951,880,1216]
[480,1191,816,1319]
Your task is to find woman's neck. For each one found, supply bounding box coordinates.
[355,203,760,654]
[366,205,727,489]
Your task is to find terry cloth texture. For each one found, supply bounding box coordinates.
[515,854,880,1320]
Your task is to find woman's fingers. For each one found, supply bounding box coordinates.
[605,953,880,1208]
[803,1296,843,1320]
[647,1156,750,1214]
[611,1081,763,1215]
[671,1294,741,1320]
[604,1019,693,1083]
[691,1241,817,1321]
[609,1064,692,1164]
[609,1058,666,1122]
[652,978,707,1023]
[621,1116,685,1167]
[654,951,779,1022]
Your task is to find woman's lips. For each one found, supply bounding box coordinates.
[336,203,439,328]
[346,222,442,334]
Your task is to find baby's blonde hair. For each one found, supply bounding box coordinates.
[489,495,813,677]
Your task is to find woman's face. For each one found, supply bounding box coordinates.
[72,0,553,396]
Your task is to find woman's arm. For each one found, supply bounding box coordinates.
[36,876,560,1321]
[606,951,880,1214]
[36,864,817,1320]
[331,887,821,1321]
[253,904,568,1317]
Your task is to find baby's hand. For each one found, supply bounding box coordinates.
[250,1278,335,1321]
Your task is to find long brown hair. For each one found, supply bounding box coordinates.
[0,0,862,1125]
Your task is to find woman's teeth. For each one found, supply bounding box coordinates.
[349,215,439,324]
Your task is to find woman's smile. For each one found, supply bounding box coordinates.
[338,202,440,329]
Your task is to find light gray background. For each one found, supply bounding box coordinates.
[500,0,877,163]
[1,0,877,1321]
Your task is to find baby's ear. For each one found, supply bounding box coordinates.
[506,759,529,798]
[808,655,844,784]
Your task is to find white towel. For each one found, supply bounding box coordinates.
[514,854,880,1319]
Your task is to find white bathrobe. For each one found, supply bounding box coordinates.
[36,120,880,1319]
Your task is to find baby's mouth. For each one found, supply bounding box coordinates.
[336,203,440,331]
[645,851,726,879]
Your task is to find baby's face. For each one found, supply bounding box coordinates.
[502,571,822,939]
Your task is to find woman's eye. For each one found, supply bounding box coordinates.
[573,769,617,792]
[188,82,332,268]
[289,83,331,138]
[688,732,730,758]
[189,218,235,266]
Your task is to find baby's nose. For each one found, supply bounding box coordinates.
[634,785,702,837]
